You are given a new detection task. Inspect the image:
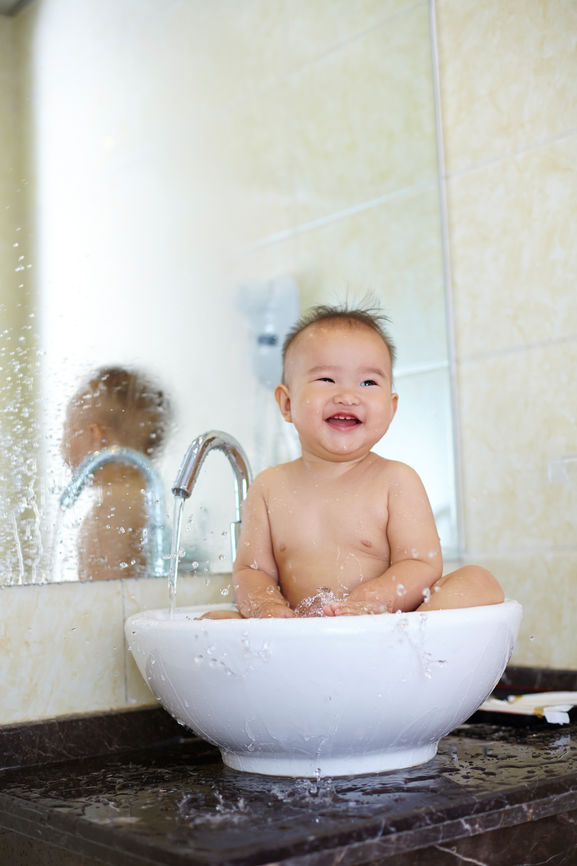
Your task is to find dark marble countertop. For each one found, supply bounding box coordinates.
[1,670,577,866]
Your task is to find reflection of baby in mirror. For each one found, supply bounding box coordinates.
[62,367,171,581]
[210,303,504,619]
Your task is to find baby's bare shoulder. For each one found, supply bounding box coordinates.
[370,454,419,477]
[250,461,300,495]
[369,455,425,489]
[371,458,431,514]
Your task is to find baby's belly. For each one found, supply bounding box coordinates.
[277,551,387,608]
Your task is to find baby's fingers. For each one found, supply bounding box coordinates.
[324,601,390,616]
[323,602,357,617]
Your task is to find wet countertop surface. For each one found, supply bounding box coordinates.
[1,703,577,865]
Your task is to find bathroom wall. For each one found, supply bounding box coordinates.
[0,574,232,726]
[1,0,576,729]
[436,0,577,668]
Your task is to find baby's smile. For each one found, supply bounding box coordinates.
[325,413,361,430]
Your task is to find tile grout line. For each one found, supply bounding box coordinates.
[429,0,466,564]
[120,579,129,706]
[446,126,577,183]
[234,178,438,256]
[458,332,577,366]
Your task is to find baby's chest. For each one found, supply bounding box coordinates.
[269,493,389,559]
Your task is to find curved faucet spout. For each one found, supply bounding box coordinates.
[172,430,252,562]
[60,446,168,577]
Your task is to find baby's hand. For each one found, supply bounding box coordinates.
[249,600,296,618]
[323,599,390,617]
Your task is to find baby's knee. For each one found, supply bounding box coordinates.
[199,609,244,620]
[461,565,504,604]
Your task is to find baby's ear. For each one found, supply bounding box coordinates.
[274,384,292,422]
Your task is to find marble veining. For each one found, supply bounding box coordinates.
[0,701,576,865]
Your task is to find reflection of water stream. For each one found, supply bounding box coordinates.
[50,509,65,583]
[50,492,93,583]
[9,511,25,584]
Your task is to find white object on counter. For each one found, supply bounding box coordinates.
[479,691,577,724]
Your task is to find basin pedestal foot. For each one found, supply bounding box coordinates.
[221,743,439,778]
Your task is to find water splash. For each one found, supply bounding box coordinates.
[294,587,338,617]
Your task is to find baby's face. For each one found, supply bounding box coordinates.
[277,321,398,463]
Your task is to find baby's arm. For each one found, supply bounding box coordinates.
[326,463,442,616]
[79,497,147,580]
[233,476,295,618]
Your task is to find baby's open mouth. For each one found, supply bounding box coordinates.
[325,414,361,429]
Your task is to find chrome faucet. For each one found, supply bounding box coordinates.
[172,430,252,563]
[59,446,169,577]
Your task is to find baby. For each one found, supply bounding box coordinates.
[217,304,503,618]
[62,366,171,581]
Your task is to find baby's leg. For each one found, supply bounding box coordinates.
[417,565,504,612]
[199,609,244,620]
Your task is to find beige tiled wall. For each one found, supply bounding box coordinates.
[437,0,577,667]
[0,574,232,726]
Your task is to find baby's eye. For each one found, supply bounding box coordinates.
[361,379,378,387]
[317,376,335,383]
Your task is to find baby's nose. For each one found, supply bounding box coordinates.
[334,389,360,405]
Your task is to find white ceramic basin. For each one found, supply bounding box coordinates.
[125,600,522,778]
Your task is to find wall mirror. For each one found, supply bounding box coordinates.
[0,0,458,585]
